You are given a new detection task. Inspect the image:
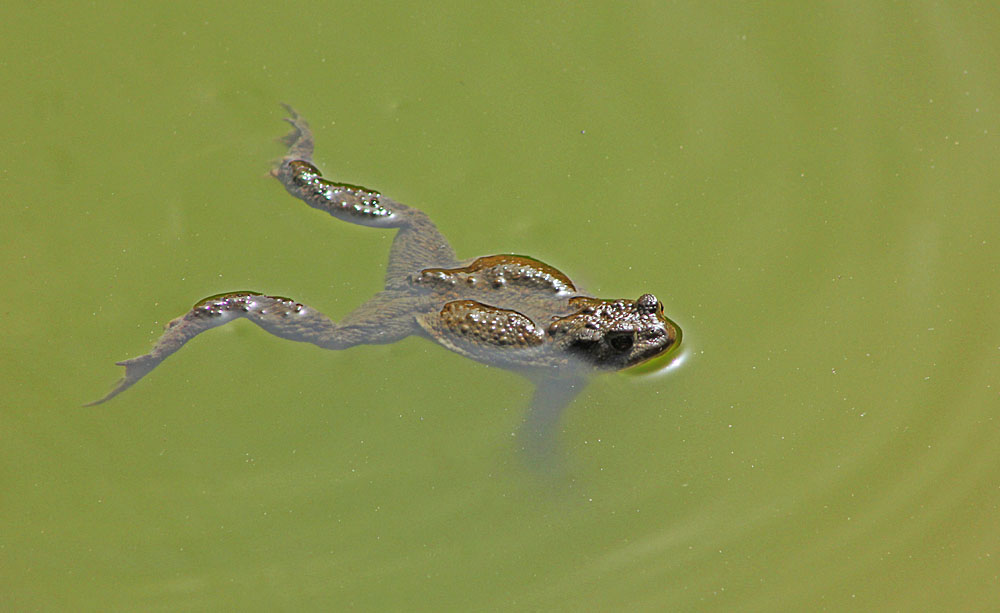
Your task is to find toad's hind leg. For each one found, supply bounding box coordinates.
[87,290,419,405]
[274,106,457,289]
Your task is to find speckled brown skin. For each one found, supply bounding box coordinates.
[90,107,681,446]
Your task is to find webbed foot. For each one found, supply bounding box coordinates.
[84,355,159,406]
[276,103,314,162]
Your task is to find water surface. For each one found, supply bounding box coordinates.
[3,3,998,610]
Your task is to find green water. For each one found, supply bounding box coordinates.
[3,3,999,610]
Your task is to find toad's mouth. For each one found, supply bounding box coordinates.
[625,321,684,375]
[629,320,682,368]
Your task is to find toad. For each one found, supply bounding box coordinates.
[90,107,681,450]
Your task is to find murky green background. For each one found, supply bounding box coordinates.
[3,2,998,610]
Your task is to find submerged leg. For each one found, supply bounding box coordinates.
[273,106,456,288]
[518,375,588,468]
[88,290,419,405]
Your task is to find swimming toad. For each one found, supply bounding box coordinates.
[90,107,682,447]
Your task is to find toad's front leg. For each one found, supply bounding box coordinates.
[87,291,416,405]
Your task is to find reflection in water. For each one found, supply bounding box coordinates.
[628,346,691,378]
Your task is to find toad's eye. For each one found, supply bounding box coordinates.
[607,331,635,352]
